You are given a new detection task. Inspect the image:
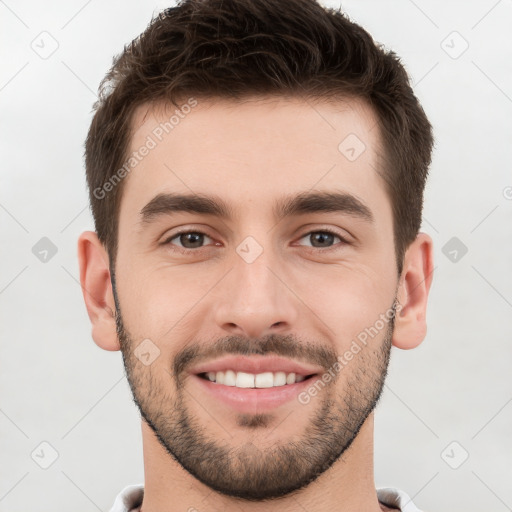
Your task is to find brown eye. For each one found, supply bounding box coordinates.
[164,231,214,250]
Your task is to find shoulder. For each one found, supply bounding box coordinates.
[109,484,144,512]
[376,487,424,512]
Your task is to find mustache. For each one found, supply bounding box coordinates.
[173,333,339,379]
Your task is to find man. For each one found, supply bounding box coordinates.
[78,0,434,510]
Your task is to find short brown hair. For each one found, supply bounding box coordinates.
[84,0,434,276]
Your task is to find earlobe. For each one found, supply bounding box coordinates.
[77,231,120,351]
[392,232,434,350]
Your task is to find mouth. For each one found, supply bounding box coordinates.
[189,354,324,381]
[188,355,323,413]
[191,371,318,413]
[196,370,318,388]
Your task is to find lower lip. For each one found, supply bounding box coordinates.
[191,374,316,413]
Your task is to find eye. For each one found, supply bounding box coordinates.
[163,230,216,250]
[161,228,350,253]
[295,229,350,250]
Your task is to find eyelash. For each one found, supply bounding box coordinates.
[161,228,350,254]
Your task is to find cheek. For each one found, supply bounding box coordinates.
[291,264,394,343]
[117,262,219,338]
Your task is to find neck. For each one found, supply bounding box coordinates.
[139,413,388,512]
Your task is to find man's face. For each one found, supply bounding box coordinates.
[113,96,399,500]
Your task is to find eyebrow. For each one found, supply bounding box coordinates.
[139,190,374,226]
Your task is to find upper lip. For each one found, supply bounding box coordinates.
[190,355,324,377]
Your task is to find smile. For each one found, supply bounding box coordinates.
[198,370,315,388]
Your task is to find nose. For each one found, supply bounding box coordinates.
[213,246,299,339]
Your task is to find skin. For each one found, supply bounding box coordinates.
[78,96,433,512]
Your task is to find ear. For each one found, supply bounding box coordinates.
[392,232,434,350]
[77,231,120,351]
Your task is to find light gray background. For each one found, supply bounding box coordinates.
[1,1,511,511]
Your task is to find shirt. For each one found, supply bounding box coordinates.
[109,484,424,511]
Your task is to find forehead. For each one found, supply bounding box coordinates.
[119,96,390,227]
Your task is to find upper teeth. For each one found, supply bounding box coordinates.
[205,370,306,388]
